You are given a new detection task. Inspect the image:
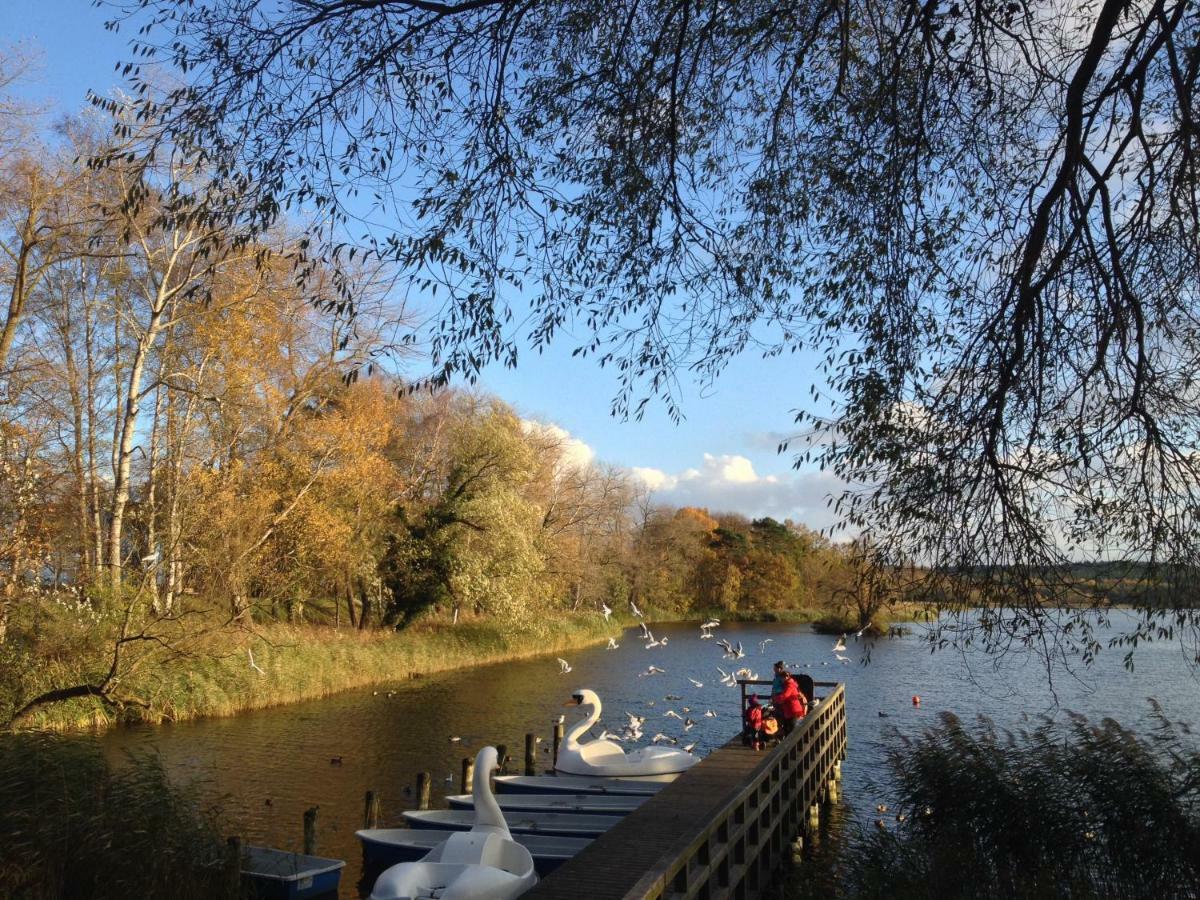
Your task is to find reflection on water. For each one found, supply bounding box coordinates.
[94,615,1198,897]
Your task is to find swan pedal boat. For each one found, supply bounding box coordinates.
[556,688,700,778]
[358,828,591,876]
[368,747,538,900]
[403,808,617,839]
[445,792,648,815]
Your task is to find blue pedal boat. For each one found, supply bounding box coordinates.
[241,846,346,899]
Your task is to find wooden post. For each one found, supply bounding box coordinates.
[807,803,820,832]
[461,757,474,795]
[552,722,564,767]
[303,806,318,855]
[790,835,804,864]
[827,778,839,804]
[834,760,842,781]
[416,771,431,810]
[496,744,508,775]
[363,790,381,829]
[524,733,537,776]
[225,836,242,893]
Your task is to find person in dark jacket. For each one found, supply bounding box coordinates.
[771,661,807,736]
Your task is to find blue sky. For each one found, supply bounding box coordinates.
[3,1,846,531]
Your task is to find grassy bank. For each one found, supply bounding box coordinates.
[16,615,617,733]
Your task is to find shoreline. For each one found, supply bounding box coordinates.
[15,616,621,734]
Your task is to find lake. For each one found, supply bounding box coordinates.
[97,615,1200,896]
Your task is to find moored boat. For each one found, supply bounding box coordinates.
[357,828,592,875]
[239,846,345,900]
[557,689,700,777]
[402,808,617,838]
[494,772,674,795]
[445,791,648,815]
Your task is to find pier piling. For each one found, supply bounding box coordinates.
[525,733,537,775]
[225,836,242,892]
[495,743,508,774]
[552,721,564,768]
[363,790,381,829]
[302,806,318,855]
[461,756,474,794]
[416,772,431,810]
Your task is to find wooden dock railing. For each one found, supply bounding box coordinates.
[524,680,847,900]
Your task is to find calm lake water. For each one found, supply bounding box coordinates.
[96,615,1200,897]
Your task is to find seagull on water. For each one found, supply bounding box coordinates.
[557,657,573,674]
[682,742,697,753]
[835,653,851,664]
[638,665,666,677]
[833,635,847,653]
[687,677,704,688]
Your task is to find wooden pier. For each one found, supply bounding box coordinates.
[524,680,847,899]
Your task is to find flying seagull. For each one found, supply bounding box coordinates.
[557,657,573,674]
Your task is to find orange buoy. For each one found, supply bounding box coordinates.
[912,695,921,706]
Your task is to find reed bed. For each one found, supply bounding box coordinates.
[16,616,615,732]
[0,733,234,900]
[788,707,1200,899]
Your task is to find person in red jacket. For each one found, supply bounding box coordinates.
[743,694,765,750]
[771,661,807,736]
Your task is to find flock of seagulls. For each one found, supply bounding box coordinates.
[544,606,884,764]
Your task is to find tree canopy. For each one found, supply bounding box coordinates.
[94,0,1200,663]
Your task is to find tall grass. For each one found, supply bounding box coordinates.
[0,734,235,900]
[789,707,1200,899]
[17,615,616,731]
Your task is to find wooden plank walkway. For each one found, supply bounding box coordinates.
[524,682,847,900]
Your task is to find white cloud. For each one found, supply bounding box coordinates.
[523,420,849,531]
[630,466,677,491]
[521,419,596,472]
[635,453,846,531]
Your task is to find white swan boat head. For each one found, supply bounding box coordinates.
[557,689,700,777]
[370,746,537,900]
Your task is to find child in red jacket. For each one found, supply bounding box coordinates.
[743,694,766,750]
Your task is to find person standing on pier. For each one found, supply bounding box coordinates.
[771,661,807,736]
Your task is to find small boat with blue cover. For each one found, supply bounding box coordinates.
[239,846,345,900]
